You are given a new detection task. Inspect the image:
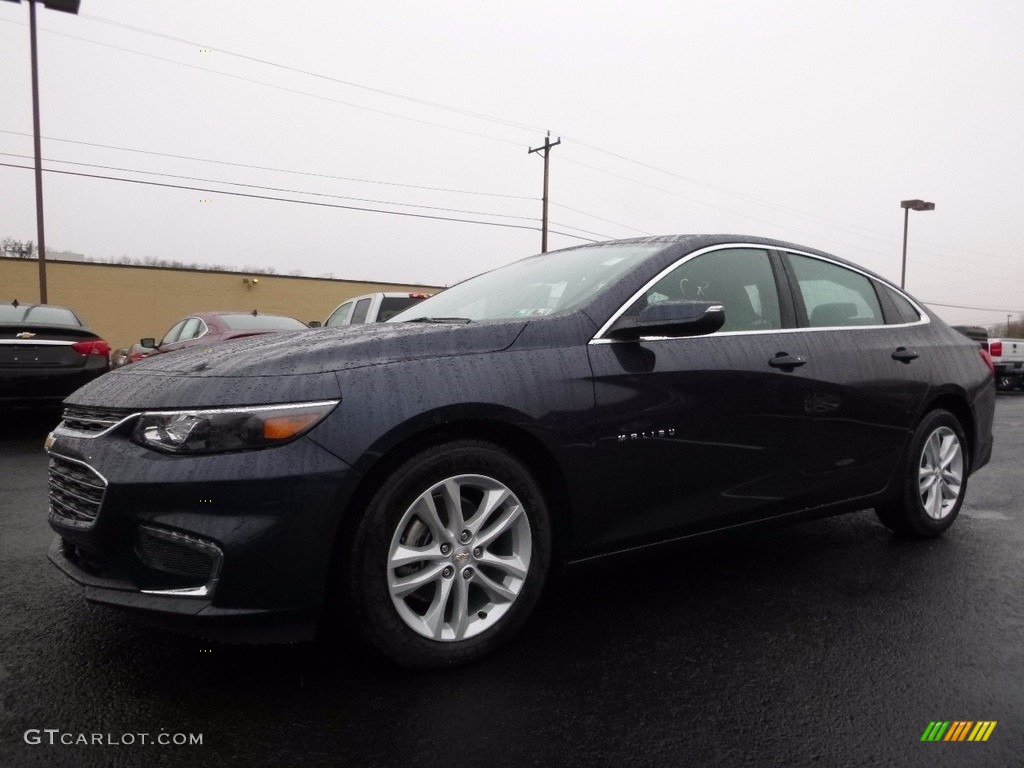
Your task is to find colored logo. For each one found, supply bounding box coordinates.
[921,721,997,742]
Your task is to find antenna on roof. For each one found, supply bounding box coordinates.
[11,299,19,308]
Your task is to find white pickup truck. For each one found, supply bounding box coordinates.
[987,337,1024,391]
[320,292,431,327]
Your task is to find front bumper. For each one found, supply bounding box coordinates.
[46,422,358,641]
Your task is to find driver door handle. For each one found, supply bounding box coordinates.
[891,347,919,363]
[769,353,807,370]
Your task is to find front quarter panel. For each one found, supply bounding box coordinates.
[306,316,599,525]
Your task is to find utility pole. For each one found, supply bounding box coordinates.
[29,0,48,302]
[3,0,83,303]
[528,131,561,253]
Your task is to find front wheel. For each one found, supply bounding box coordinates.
[342,440,552,668]
[875,409,969,537]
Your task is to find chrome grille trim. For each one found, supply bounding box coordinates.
[58,406,137,438]
[48,454,107,529]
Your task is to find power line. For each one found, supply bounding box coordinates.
[0,161,599,242]
[7,18,1016,264]
[0,151,543,222]
[0,129,534,200]
[79,13,548,135]
[0,149,616,239]
[14,16,1018,267]
[0,18,527,149]
[921,300,1024,314]
[549,202,653,236]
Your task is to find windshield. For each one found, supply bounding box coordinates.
[219,314,307,331]
[389,244,661,322]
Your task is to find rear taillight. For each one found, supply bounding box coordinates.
[72,340,111,357]
[989,341,1002,357]
[980,349,996,375]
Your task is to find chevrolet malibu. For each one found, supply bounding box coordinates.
[45,235,995,667]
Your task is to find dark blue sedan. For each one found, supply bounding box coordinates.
[44,235,995,667]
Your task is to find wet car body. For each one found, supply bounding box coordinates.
[0,302,110,406]
[44,235,995,663]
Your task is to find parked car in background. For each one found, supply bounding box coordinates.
[139,311,309,358]
[952,325,988,348]
[322,292,431,327]
[124,342,154,365]
[986,337,1024,390]
[0,300,110,406]
[45,235,995,667]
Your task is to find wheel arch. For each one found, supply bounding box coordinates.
[323,410,574,614]
[918,390,976,467]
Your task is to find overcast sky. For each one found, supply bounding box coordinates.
[1,0,1022,327]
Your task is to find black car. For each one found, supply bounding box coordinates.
[44,236,995,667]
[0,301,111,406]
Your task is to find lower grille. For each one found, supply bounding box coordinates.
[136,528,221,588]
[60,406,132,435]
[48,455,106,528]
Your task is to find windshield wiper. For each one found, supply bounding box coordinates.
[405,317,474,324]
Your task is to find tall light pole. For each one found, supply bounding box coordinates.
[1009,315,1013,336]
[2,0,82,303]
[900,199,934,289]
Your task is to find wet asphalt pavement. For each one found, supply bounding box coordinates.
[1,398,1022,768]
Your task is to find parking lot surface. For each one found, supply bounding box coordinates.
[1,397,1022,768]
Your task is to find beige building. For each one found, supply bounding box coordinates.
[0,258,440,352]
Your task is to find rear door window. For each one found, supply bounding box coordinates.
[787,254,884,327]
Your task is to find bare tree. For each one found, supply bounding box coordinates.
[1,238,37,259]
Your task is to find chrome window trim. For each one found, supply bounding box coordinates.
[590,242,930,345]
[137,525,224,599]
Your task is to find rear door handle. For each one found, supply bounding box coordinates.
[892,347,919,363]
[769,353,807,369]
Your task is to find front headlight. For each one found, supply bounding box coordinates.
[132,400,339,455]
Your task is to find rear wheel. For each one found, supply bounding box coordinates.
[342,440,551,668]
[875,409,968,537]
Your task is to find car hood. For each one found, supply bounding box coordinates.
[65,321,527,408]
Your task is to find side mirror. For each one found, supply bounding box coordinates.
[606,300,725,340]
[307,320,322,328]
[140,338,156,349]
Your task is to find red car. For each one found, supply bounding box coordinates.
[138,311,308,358]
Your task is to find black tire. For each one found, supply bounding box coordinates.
[875,409,969,538]
[341,440,552,668]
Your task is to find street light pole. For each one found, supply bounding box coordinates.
[899,199,935,289]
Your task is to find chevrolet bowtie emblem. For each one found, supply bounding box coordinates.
[16,332,36,339]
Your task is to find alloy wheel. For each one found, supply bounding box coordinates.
[918,426,964,520]
[387,474,532,641]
